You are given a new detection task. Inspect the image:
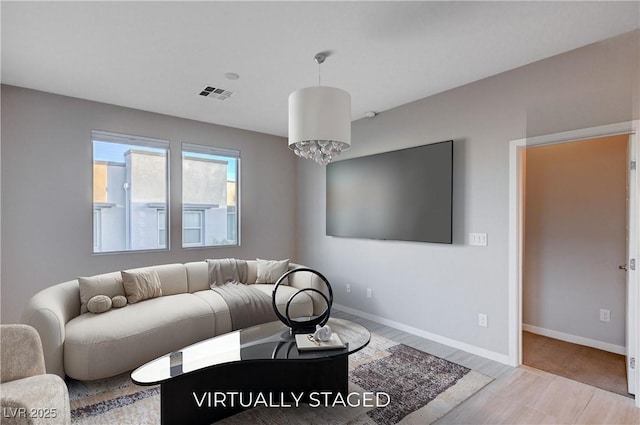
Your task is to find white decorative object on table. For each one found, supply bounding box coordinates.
[313,324,332,342]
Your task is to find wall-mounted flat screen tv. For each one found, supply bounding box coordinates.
[326,140,453,244]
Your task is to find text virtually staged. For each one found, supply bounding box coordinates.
[192,391,391,409]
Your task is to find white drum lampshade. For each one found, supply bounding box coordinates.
[288,86,351,165]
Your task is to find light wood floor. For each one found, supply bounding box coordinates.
[333,310,639,424]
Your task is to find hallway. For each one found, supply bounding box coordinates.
[523,331,628,397]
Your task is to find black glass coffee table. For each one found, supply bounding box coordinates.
[131,317,370,425]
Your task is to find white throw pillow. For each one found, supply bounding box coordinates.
[78,274,125,314]
[121,268,163,304]
[256,258,290,285]
[87,295,112,314]
[111,295,128,308]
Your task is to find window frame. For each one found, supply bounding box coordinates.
[93,209,102,252]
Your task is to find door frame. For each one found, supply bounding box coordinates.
[508,120,639,405]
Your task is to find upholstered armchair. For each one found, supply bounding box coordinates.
[1,324,71,425]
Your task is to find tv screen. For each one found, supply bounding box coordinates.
[326,140,453,244]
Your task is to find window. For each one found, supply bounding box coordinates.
[182,143,240,247]
[92,130,170,253]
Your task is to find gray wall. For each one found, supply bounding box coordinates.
[523,135,628,347]
[1,85,296,324]
[297,30,639,356]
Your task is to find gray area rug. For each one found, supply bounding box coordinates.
[351,344,472,424]
[68,333,492,425]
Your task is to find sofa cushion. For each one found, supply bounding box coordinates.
[121,268,163,304]
[155,263,188,295]
[185,261,209,293]
[252,284,314,320]
[78,272,125,314]
[246,261,258,284]
[192,290,233,335]
[256,259,289,285]
[123,263,187,296]
[64,293,215,381]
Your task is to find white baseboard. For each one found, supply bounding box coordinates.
[522,324,626,355]
[333,303,511,365]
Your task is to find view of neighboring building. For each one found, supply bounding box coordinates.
[93,147,237,253]
[182,153,235,248]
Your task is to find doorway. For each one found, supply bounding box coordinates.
[508,121,640,407]
[522,135,628,396]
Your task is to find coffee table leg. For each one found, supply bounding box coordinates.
[159,354,349,425]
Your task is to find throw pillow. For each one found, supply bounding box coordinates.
[111,295,128,308]
[256,258,290,285]
[78,274,126,314]
[121,268,163,304]
[87,295,112,314]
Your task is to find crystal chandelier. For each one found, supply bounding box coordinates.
[288,53,351,165]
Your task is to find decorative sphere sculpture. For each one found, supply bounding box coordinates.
[272,268,333,333]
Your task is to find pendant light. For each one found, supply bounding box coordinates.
[288,53,351,165]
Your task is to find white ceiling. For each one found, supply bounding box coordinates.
[2,1,639,138]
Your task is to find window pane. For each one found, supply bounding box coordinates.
[92,131,169,253]
[182,143,240,248]
[183,229,202,244]
[157,210,166,248]
[182,211,202,246]
[183,211,202,228]
[158,210,166,230]
[227,207,237,243]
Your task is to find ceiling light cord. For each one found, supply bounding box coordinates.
[314,53,326,87]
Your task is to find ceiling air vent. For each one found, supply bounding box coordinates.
[199,86,234,101]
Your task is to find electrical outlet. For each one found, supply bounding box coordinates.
[478,313,488,328]
[470,233,488,246]
[600,309,611,322]
[367,288,372,298]
[346,284,351,293]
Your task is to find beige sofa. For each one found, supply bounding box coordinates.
[22,260,325,381]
